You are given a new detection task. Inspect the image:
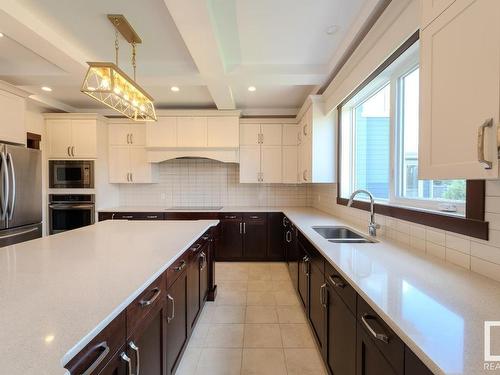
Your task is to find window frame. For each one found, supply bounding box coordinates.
[336,30,488,240]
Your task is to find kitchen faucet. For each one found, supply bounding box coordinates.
[348,189,380,237]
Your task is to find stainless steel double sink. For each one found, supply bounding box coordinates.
[312,226,376,243]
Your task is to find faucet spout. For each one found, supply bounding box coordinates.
[347,189,380,237]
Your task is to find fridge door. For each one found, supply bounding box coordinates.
[5,145,42,229]
[0,223,42,248]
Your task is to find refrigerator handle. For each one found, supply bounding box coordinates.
[0,152,8,221]
[6,153,15,220]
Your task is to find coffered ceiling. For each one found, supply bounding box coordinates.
[0,0,383,115]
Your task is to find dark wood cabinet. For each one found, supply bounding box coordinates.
[267,212,284,260]
[286,222,299,289]
[325,281,356,375]
[98,212,164,221]
[297,240,309,309]
[309,262,326,354]
[187,251,201,333]
[405,347,433,375]
[200,245,209,305]
[98,348,128,375]
[126,302,165,375]
[217,214,243,260]
[243,213,268,259]
[166,268,188,375]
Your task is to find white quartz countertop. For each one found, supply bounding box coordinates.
[0,219,218,375]
[282,208,500,375]
[99,205,500,374]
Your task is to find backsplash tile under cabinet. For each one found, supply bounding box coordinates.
[119,159,311,207]
[310,182,500,283]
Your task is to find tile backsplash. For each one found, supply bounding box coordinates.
[310,182,500,283]
[119,159,311,207]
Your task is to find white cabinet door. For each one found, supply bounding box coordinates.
[71,120,97,158]
[207,117,239,147]
[239,146,261,183]
[282,146,298,183]
[261,124,282,145]
[421,0,457,29]
[109,146,130,183]
[261,146,282,183]
[47,119,72,158]
[147,117,177,147]
[282,125,299,146]
[240,123,261,146]
[419,0,500,179]
[0,90,25,145]
[129,147,155,183]
[177,117,207,147]
[109,123,131,146]
[129,124,146,146]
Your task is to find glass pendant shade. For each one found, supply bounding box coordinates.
[81,62,157,121]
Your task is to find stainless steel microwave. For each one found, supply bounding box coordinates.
[49,160,94,188]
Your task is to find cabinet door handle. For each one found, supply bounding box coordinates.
[328,275,346,289]
[139,287,161,307]
[190,243,202,252]
[202,234,210,241]
[303,124,308,136]
[130,173,133,182]
[167,294,175,322]
[286,231,291,243]
[225,215,237,219]
[67,146,71,157]
[122,215,134,219]
[80,342,110,375]
[130,133,134,144]
[249,215,259,219]
[72,146,75,157]
[320,283,327,308]
[146,215,158,219]
[120,352,133,375]
[239,222,243,234]
[200,251,206,270]
[303,170,307,181]
[478,118,494,169]
[282,216,287,227]
[243,222,246,234]
[174,260,186,272]
[128,341,140,375]
[361,314,389,343]
[126,173,130,182]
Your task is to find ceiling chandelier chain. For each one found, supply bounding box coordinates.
[80,14,157,121]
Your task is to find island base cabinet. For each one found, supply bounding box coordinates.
[98,348,128,375]
[297,242,309,309]
[325,282,356,375]
[356,322,399,375]
[309,263,325,354]
[166,270,188,375]
[217,215,243,260]
[200,247,209,305]
[187,256,201,333]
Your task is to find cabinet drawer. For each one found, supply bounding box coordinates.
[65,312,126,375]
[220,213,242,221]
[298,232,324,274]
[244,213,267,222]
[325,262,356,314]
[167,250,190,289]
[111,212,164,220]
[126,274,165,336]
[357,296,404,374]
[165,212,219,220]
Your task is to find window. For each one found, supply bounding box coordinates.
[339,40,466,215]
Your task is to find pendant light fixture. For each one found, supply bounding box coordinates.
[81,15,157,121]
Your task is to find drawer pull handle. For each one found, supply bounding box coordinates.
[226,215,237,219]
[120,352,133,375]
[477,118,494,169]
[174,260,187,272]
[139,287,161,307]
[320,283,327,308]
[249,215,259,219]
[361,314,389,343]
[190,243,202,252]
[122,215,133,219]
[202,235,210,240]
[328,275,346,289]
[81,342,110,375]
[128,341,140,375]
[146,215,158,219]
[200,251,207,270]
[167,294,175,323]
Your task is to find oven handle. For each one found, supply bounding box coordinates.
[49,204,95,210]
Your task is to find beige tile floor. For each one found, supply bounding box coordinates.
[176,262,327,375]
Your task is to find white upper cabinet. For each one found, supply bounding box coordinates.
[109,122,146,146]
[240,123,261,146]
[239,146,261,183]
[207,117,239,148]
[283,124,299,146]
[46,115,99,159]
[421,0,456,29]
[177,117,207,147]
[296,97,335,183]
[147,117,178,147]
[261,146,282,183]
[419,0,500,179]
[260,124,282,145]
[282,146,298,183]
[0,89,26,145]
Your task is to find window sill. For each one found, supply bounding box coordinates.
[337,196,488,240]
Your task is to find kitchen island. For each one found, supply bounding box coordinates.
[0,219,218,375]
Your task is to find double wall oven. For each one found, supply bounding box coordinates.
[49,194,95,235]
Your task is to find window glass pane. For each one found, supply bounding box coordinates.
[400,68,465,203]
[353,85,391,200]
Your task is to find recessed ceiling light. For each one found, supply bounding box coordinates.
[326,25,339,35]
[171,86,180,92]
[248,86,256,92]
[41,86,52,92]
[0,33,4,38]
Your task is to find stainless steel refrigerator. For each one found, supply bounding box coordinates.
[0,143,42,247]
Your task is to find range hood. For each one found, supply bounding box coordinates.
[147,149,239,163]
